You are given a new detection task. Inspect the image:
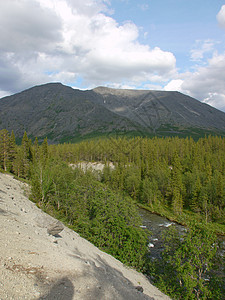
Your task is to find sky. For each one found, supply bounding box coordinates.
[0,0,225,112]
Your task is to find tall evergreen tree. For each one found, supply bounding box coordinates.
[191,174,202,213]
[0,129,10,171]
[20,131,33,178]
[8,130,16,172]
[166,153,184,215]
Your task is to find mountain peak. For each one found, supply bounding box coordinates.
[93,86,150,97]
[0,83,225,142]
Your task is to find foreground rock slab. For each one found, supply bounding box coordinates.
[0,173,170,300]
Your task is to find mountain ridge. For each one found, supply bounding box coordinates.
[0,82,224,142]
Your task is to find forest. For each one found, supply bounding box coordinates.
[0,129,224,299]
[49,134,225,230]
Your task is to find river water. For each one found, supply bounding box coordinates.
[139,208,184,259]
[138,208,225,259]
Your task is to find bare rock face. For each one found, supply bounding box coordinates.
[47,220,64,236]
[1,83,225,143]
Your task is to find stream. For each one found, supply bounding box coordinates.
[139,208,184,259]
[138,208,225,297]
[138,208,225,260]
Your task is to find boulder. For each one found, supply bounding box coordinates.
[47,220,64,236]
[135,286,144,293]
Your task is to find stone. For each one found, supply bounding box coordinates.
[47,220,64,236]
[34,214,56,228]
[135,286,144,293]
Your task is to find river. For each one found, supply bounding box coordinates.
[139,208,225,259]
[139,208,184,259]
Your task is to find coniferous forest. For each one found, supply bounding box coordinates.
[0,129,224,299]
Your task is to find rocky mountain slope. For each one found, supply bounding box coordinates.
[0,172,170,300]
[0,83,224,142]
[93,87,225,134]
[0,83,137,143]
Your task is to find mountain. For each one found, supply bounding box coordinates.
[0,83,138,142]
[92,87,225,136]
[0,82,225,142]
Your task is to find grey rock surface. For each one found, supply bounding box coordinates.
[47,220,64,236]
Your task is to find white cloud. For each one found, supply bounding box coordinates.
[0,0,176,95]
[182,53,225,97]
[0,0,62,53]
[165,53,225,111]
[190,40,215,62]
[164,79,183,92]
[217,5,225,28]
[203,93,225,112]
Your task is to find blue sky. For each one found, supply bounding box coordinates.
[0,0,225,111]
[110,0,225,68]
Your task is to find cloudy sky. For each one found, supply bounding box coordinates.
[0,0,225,112]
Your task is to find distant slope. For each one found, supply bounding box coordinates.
[92,87,225,135]
[0,83,225,142]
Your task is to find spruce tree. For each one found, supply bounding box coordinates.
[166,153,184,215]
[20,131,33,178]
[8,130,16,172]
[0,129,10,171]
